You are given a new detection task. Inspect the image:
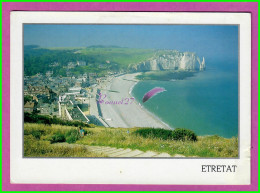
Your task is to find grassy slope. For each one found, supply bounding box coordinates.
[79,47,155,68]
[25,46,186,76]
[24,123,105,157]
[24,123,238,158]
[46,47,85,50]
[77,127,238,157]
[47,47,155,68]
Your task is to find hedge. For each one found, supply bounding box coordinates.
[134,128,197,141]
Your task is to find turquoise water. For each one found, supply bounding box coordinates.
[131,62,238,138]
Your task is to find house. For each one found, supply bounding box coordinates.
[49,62,59,67]
[32,96,38,102]
[88,73,97,77]
[68,87,81,94]
[46,71,53,77]
[38,103,56,115]
[24,85,56,100]
[77,61,86,66]
[38,103,51,115]
[68,62,76,69]
[24,85,51,97]
[24,101,35,113]
[75,82,82,87]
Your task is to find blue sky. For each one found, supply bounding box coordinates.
[24,24,238,61]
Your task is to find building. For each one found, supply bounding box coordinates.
[32,96,38,102]
[49,62,59,67]
[68,62,76,68]
[24,85,56,100]
[68,87,81,94]
[77,61,86,66]
[38,103,57,115]
[24,86,51,97]
[75,82,82,87]
[46,71,53,77]
[24,101,35,113]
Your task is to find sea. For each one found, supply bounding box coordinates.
[131,60,238,138]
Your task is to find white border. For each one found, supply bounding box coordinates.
[10,12,251,184]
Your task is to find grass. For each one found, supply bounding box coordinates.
[134,128,198,141]
[23,123,104,157]
[24,123,238,158]
[80,47,155,67]
[46,47,85,50]
[24,112,89,128]
[77,127,238,157]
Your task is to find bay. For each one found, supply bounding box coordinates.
[131,62,238,138]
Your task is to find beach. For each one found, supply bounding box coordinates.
[98,73,170,129]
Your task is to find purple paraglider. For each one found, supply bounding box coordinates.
[142,87,166,103]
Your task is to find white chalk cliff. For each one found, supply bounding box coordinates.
[131,50,205,72]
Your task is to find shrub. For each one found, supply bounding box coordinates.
[206,135,221,140]
[171,128,197,141]
[65,129,80,144]
[24,127,46,139]
[66,136,77,144]
[50,132,66,144]
[24,112,90,128]
[83,129,92,135]
[24,95,33,104]
[24,129,30,135]
[24,134,105,157]
[31,130,42,140]
[24,135,50,156]
[134,128,197,141]
[88,124,96,128]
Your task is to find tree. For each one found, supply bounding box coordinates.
[24,95,33,104]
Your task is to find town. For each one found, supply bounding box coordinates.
[24,60,117,127]
[23,46,207,129]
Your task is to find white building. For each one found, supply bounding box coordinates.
[46,71,53,77]
[68,87,81,94]
[68,62,77,68]
[77,61,86,66]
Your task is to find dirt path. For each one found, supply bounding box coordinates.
[52,143,186,158]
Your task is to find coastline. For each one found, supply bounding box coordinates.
[128,77,173,130]
[98,73,171,129]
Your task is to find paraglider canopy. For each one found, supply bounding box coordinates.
[142,87,166,103]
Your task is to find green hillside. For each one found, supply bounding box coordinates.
[79,47,155,67]
[24,122,238,158]
[24,45,155,76]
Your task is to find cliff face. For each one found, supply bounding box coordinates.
[132,50,205,72]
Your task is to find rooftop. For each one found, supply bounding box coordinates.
[24,101,34,108]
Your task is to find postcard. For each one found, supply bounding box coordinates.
[3,3,257,191]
